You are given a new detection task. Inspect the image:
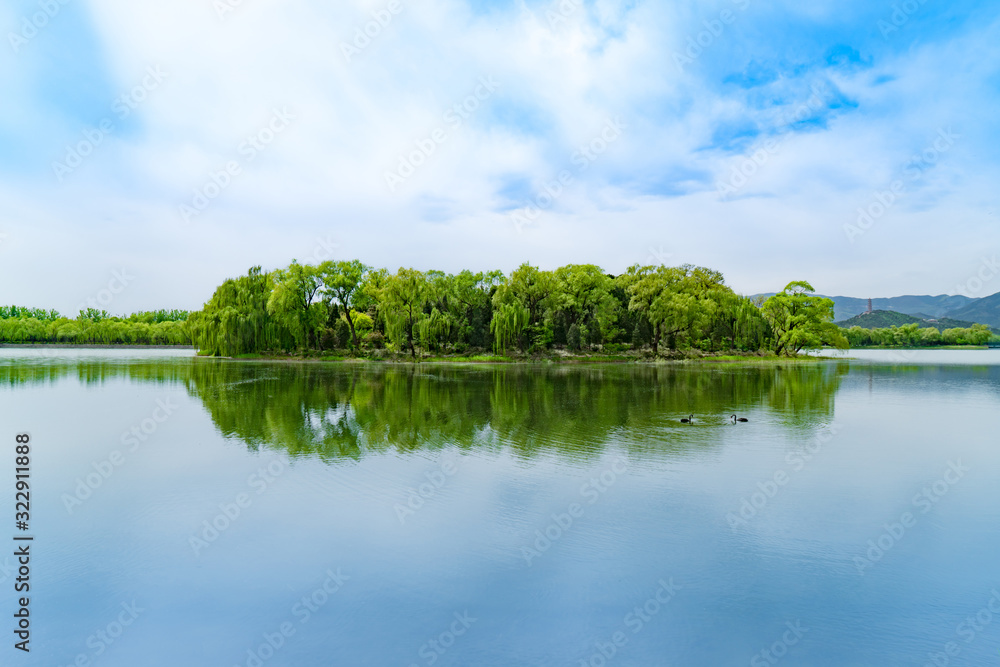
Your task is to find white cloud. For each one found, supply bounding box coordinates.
[0,0,997,313]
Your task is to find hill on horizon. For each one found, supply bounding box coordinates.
[939,291,1000,329]
[824,294,977,321]
[752,291,1000,328]
[835,310,993,333]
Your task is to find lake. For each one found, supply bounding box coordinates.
[2,348,999,666]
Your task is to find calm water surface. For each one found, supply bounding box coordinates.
[1,349,999,666]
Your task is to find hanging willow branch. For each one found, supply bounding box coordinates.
[490,302,529,354]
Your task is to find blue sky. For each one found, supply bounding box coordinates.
[0,0,998,314]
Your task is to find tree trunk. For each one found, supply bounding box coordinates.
[407,305,416,358]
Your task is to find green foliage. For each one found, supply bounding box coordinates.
[180,260,828,358]
[0,316,190,345]
[490,301,529,354]
[566,323,582,350]
[381,268,429,358]
[0,303,191,344]
[552,264,616,337]
[0,306,61,321]
[845,322,994,347]
[267,261,325,350]
[78,308,110,322]
[319,259,370,348]
[491,263,555,351]
[762,282,847,355]
[616,264,744,354]
[836,309,987,332]
[126,309,190,324]
[188,266,294,356]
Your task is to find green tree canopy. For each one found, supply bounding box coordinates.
[762,281,848,356]
[381,268,429,358]
[319,260,370,348]
[267,261,325,350]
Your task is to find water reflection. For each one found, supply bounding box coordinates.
[0,357,852,461]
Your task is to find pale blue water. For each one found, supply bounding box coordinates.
[1,349,999,666]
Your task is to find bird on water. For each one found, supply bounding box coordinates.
[680,414,694,423]
[731,414,749,422]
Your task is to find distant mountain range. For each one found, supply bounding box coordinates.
[940,294,1000,328]
[834,310,991,332]
[825,294,977,320]
[752,290,1000,329]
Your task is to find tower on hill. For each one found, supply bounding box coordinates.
[866,298,872,314]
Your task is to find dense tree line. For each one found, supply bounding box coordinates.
[0,307,190,345]
[188,260,848,357]
[844,323,994,347]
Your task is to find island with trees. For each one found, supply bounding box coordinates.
[183,261,847,359]
[5,260,997,358]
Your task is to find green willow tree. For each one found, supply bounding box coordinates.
[319,260,370,349]
[617,265,733,353]
[356,267,390,338]
[188,266,294,356]
[267,261,325,350]
[491,263,554,352]
[552,264,617,347]
[762,281,848,356]
[381,268,428,358]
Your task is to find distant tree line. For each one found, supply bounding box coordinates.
[843,323,995,347]
[0,308,190,345]
[187,260,848,357]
